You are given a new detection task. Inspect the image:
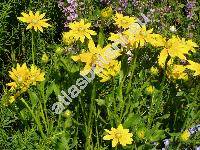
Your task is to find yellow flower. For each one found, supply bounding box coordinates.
[158,48,169,67]
[124,25,158,48]
[146,85,155,94]
[7,63,45,91]
[180,130,190,141]
[158,36,198,68]
[108,33,128,46]
[7,63,30,90]
[62,31,75,45]
[4,92,21,106]
[150,67,159,75]
[146,33,166,47]
[17,11,51,32]
[71,40,100,76]
[95,60,121,82]
[101,7,113,19]
[166,36,197,59]
[186,60,200,76]
[114,13,137,29]
[112,23,166,48]
[6,82,17,91]
[9,96,15,104]
[68,19,96,43]
[29,65,45,85]
[71,39,121,82]
[103,124,133,147]
[167,65,188,80]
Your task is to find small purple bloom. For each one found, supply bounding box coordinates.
[100,0,111,5]
[117,0,128,12]
[58,0,78,26]
[185,0,196,19]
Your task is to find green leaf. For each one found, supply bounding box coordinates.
[53,83,61,96]
[123,113,142,128]
[149,130,165,142]
[60,57,80,73]
[46,81,55,99]
[28,90,38,109]
[95,99,105,106]
[157,114,170,120]
[98,27,105,47]
[178,4,185,8]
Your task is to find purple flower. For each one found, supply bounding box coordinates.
[185,0,196,19]
[120,0,128,8]
[132,0,139,7]
[58,0,78,26]
[186,1,195,9]
[100,0,111,5]
[117,0,128,12]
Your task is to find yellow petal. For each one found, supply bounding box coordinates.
[112,138,118,147]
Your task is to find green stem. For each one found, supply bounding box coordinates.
[31,30,35,64]
[126,51,137,94]
[98,27,105,47]
[85,82,96,149]
[38,100,48,134]
[21,98,45,138]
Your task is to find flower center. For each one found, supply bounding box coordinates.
[18,76,22,82]
[78,27,85,32]
[31,19,39,24]
[121,20,127,24]
[31,76,35,81]
[115,132,122,139]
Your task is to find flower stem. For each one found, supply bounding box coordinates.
[31,30,35,64]
[21,98,45,138]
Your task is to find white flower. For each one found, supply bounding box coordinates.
[170,26,177,32]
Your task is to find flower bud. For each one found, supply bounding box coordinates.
[55,47,64,55]
[63,109,72,118]
[180,130,190,141]
[41,53,49,63]
[146,85,155,94]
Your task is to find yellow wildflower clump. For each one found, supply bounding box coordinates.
[158,36,198,67]
[64,19,97,43]
[156,35,200,80]
[180,130,190,142]
[186,60,200,76]
[17,11,51,32]
[167,65,188,80]
[7,63,45,92]
[109,20,165,49]
[103,124,133,147]
[62,32,75,45]
[95,60,121,82]
[114,13,137,29]
[123,25,166,48]
[108,32,128,46]
[71,39,121,82]
[101,7,113,19]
